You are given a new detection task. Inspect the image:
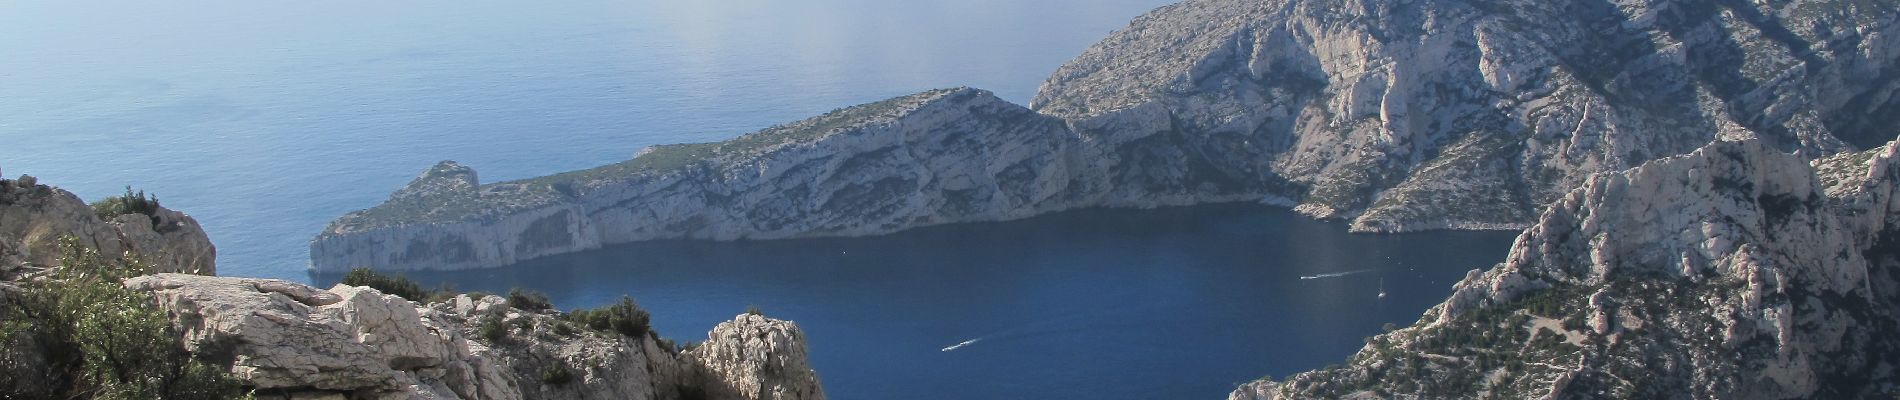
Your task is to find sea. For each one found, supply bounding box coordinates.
[0,1,1521,398]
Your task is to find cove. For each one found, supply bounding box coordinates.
[317,203,1517,399]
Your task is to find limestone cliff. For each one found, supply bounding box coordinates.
[1036,0,1900,232]
[1229,138,1900,399]
[0,175,216,276]
[124,273,825,400]
[314,88,1290,271]
[314,0,1900,271]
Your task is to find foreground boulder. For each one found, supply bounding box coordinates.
[691,314,825,400]
[1232,139,1900,399]
[126,274,825,400]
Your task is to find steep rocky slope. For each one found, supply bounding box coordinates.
[315,0,1900,271]
[0,175,216,276]
[1036,0,1900,232]
[125,273,825,400]
[1229,138,1900,399]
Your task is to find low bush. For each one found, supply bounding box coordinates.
[340,268,433,302]
[508,288,554,311]
[563,296,651,339]
[90,186,163,224]
[0,236,247,399]
[540,364,575,385]
[478,315,509,344]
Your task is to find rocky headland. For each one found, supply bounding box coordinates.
[314,0,1900,272]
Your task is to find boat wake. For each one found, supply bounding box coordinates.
[942,338,982,352]
[1299,269,1373,280]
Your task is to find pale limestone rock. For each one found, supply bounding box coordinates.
[123,274,830,400]
[690,314,825,400]
[124,274,422,395]
[1232,138,1900,398]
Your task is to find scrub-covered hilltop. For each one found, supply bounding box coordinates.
[1231,138,1900,399]
[315,0,1900,272]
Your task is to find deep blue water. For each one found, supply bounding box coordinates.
[0,0,1175,280]
[319,204,1517,400]
[3,1,1525,398]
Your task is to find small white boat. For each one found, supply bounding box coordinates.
[1377,278,1387,299]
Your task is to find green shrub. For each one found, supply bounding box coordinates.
[508,288,554,311]
[510,316,534,332]
[540,364,575,385]
[0,236,247,399]
[745,304,764,316]
[562,296,651,339]
[478,315,509,344]
[552,321,576,337]
[340,268,433,302]
[90,186,163,224]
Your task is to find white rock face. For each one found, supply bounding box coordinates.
[691,314,825,400]
[0,177,215,275]
[125,274,514,400]
[314,0,1900,272]
[1231,139,1900,399]
[1035,0,1900,233]
[126,273,825,400]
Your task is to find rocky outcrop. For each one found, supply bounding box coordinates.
[0,175,215,275]
[125,273,824,400]
[691,314,825,400]
[1229,138,1900,399]
[315,0,1900,272]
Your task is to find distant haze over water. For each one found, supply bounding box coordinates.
[0,0,1176,280]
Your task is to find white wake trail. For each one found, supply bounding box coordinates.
[942,338,982,352]
[1299,269,1374,280]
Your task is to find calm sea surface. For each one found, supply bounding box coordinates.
[2,1,1522,398]
[327,205,1517,399]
